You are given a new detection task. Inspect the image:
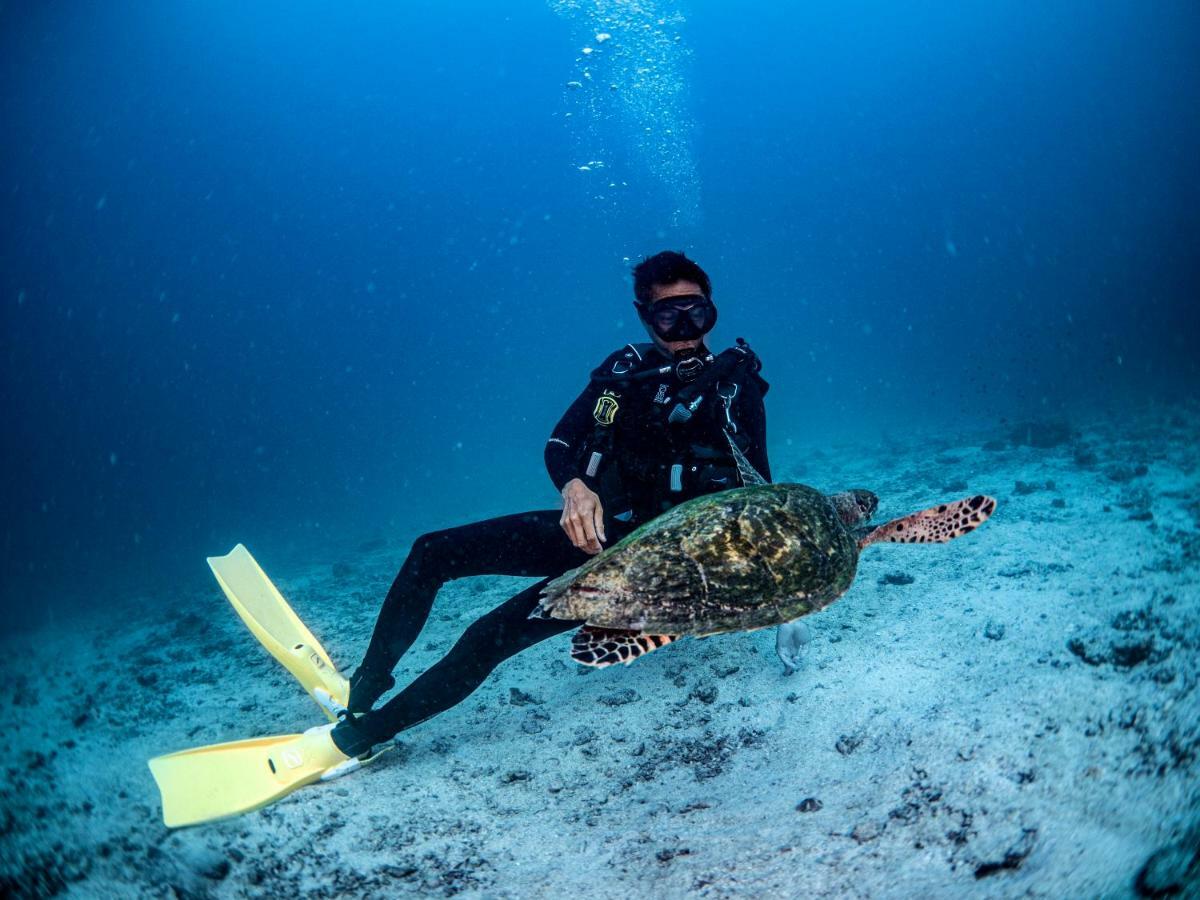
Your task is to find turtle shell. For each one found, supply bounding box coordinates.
[539,483,859,635]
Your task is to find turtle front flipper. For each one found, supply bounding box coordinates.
[858,494,997,548]
[571,626,677,667]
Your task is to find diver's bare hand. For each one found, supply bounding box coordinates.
[561,478,606,555]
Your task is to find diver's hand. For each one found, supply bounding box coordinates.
[561,478,606,555]
[776,620,812,676]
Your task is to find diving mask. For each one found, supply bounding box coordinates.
[637,294,718,342]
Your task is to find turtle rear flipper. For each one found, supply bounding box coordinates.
[858,494,997,549]
[571,626,677,667]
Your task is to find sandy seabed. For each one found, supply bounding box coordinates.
[2,403,1197,898]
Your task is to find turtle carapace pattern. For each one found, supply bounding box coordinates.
[536,485,996,667]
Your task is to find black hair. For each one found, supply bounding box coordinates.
[632,250,712,306]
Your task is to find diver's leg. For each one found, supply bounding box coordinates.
[350,510,588,711]
[336,577,580,751]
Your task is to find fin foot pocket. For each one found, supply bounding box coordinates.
[148,723,389,828]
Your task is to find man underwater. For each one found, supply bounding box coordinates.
[333,251,771,755]
[149,251,781,825]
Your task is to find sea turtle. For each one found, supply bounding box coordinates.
[536,452,996,667]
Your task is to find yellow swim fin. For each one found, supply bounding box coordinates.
[207,544,350,721]
[148,724,385,827]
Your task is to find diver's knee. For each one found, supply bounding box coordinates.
[405,528,460,573]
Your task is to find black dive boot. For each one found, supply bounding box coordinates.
[330,712,379,758]
[348,665,395,714]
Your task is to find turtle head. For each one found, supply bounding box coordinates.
[829,489,879,526]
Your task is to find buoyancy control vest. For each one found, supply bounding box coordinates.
[580,339,766,520]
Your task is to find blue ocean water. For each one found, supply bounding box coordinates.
[1,0,1197,627]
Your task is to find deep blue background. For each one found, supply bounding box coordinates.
[2,1,1197,627]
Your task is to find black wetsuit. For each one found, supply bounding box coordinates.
[339,342,770,751]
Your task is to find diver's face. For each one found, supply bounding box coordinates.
[648,280,707,353]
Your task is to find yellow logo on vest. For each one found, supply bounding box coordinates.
[593,391,620,426]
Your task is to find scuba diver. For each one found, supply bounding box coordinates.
[334,250,771,753]
[148,251,780,826]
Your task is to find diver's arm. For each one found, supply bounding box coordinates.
[544,379,604,492]
[547,408,608,550]
[544,348,628,492]
[547,357,625,554]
